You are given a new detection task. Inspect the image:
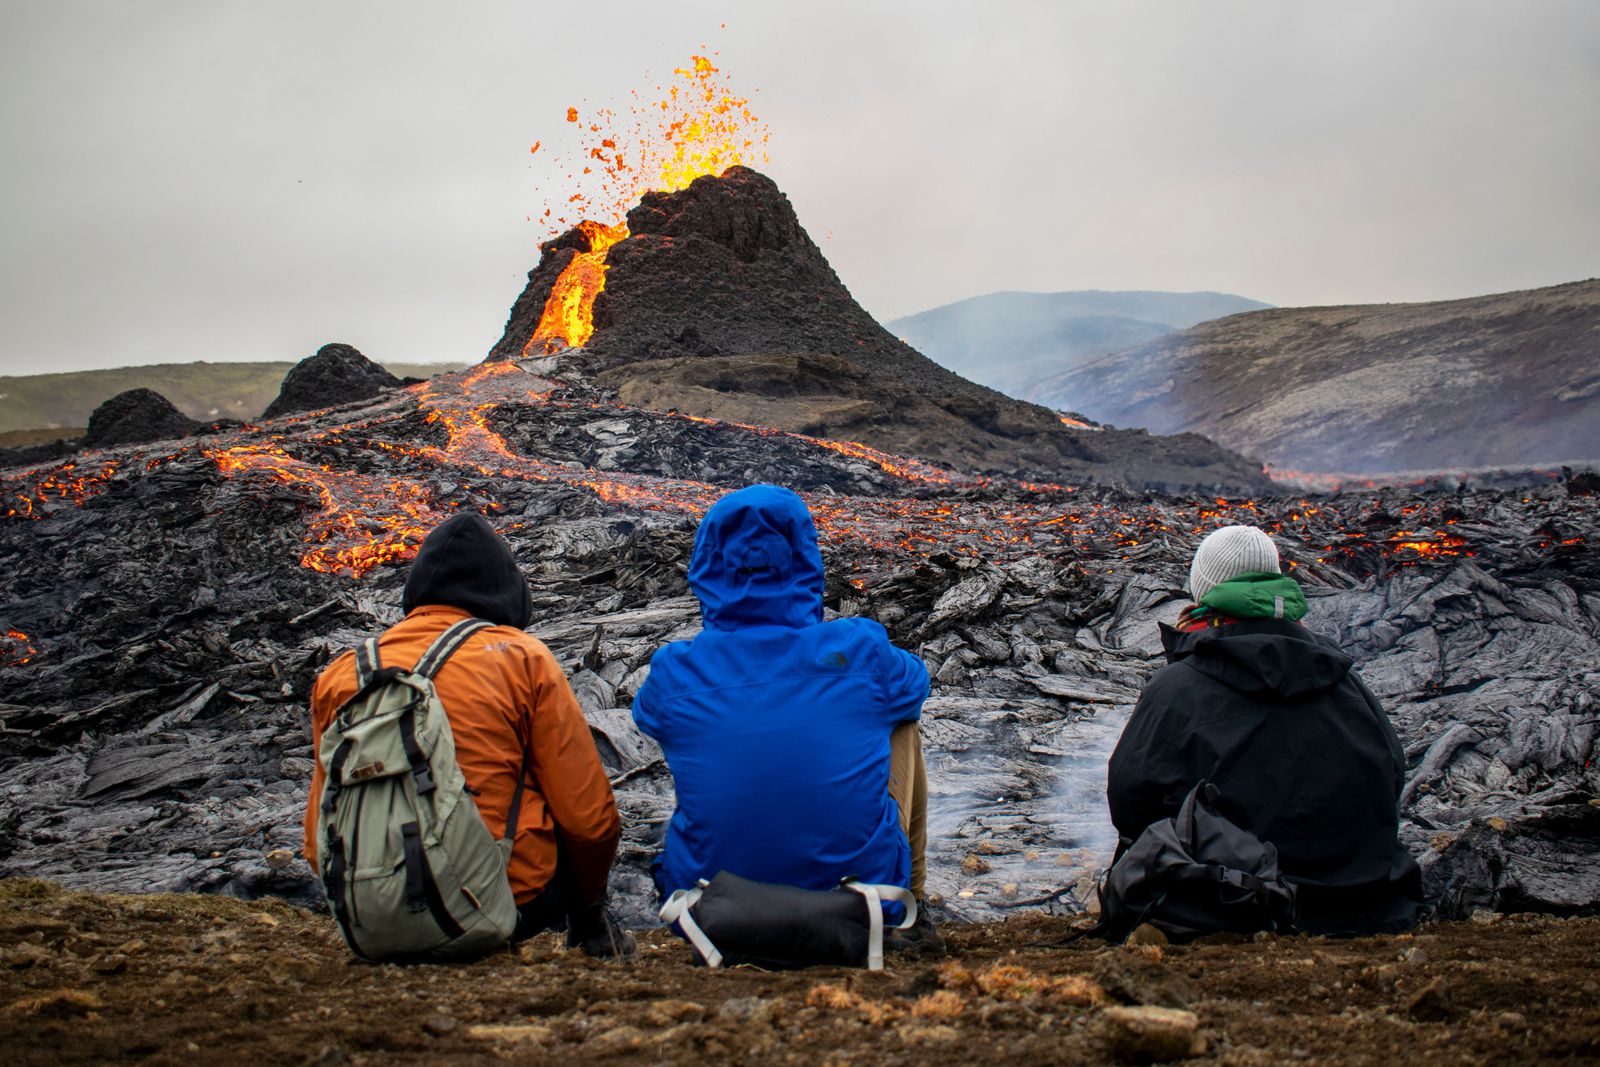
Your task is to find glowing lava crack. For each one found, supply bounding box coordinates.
[2,361,1506,587]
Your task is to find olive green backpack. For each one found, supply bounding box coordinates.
[315,618,525,961]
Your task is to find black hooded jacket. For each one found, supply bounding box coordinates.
[401,513,533,628]
[1107,617,1423,935]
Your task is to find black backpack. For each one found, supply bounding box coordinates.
[1098,780,1298,942]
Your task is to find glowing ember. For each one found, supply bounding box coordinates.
[4,460,120,519]
[544,52,770,233]
[1386,530,1470,559]
[2,628,36,667]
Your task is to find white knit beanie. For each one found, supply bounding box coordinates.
[1189,525,1281,603]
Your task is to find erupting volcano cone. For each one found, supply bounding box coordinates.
[490,168,1271,491]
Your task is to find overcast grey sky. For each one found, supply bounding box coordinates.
[2,0,1597,374]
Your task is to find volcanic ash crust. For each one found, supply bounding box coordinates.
[490,167,1273,493]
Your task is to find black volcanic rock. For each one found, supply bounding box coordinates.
[586,168,957,393]
[489,168,1272,493]
[85,388,199,447]
[262,343,401,420]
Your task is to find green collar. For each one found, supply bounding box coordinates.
[1197,571,1307,621]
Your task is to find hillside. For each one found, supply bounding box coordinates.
[0,360,466,435]
[1030,279,1600,473]
[887,291,1271,397]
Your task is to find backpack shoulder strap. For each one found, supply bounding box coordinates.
[414,618,494,679]
[354,638,382,689]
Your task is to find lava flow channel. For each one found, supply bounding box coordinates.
[204,362,724,576]
[207,444,448,577]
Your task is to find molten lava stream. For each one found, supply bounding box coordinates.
[207,444,446,578]
[526,221,628,354]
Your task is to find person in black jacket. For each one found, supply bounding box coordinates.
[1107,524,1423,935]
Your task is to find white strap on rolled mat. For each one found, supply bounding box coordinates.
[842,883,917,971]
[658,887,723,969]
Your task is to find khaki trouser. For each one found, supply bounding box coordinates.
[888,721,929,899]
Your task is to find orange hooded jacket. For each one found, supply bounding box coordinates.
[301,515,619,907]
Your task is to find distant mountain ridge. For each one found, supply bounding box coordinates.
[0,360,466,435]
[1028,279,1600,473]
[887,290,1272,396]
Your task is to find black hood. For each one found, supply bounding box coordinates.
[401,513,533,628]
[1160,617,1352,699]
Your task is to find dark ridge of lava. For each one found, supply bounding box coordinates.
[0,343,408,472]
[489,168,1273,494]
[85,389,199,448]
[0,389,206,471]
[261,343,402,421]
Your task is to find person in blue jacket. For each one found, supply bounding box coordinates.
[633,484,941,951]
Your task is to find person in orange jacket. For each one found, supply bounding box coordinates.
[302,512,633,957]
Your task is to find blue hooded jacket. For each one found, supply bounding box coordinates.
[633,485,930,900]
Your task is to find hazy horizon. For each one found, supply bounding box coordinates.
[3,0,1597,375]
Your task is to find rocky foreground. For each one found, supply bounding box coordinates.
[2,879,1597,1065]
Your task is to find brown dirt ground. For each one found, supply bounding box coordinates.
[2,878,1597,1065]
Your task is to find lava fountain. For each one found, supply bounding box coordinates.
[525,53,770,354]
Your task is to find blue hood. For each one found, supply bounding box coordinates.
[689,485,825,631]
